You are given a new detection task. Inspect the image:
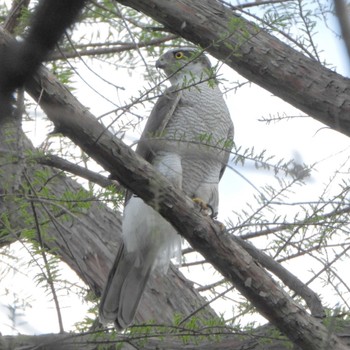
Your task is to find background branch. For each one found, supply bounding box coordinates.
[35,153,121,190]
[116,0,350,138]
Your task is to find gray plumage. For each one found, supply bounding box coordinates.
[99,47,234,329]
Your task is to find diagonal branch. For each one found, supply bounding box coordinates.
[234,236,324,317]
[0,0,86,111]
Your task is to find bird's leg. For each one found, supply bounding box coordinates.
[192,197,214,217]
[192,197,225,230]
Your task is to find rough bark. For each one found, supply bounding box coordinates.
[116,0,350,138]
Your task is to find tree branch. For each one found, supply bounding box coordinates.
[35,153,121,190]
[234,236,325,317]
[1,321,350,350]
[0,0,86,112]
[116,0,350,138]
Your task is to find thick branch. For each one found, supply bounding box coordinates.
[116,0,350,138]
[234,236,325,318]
[1,321,350,350]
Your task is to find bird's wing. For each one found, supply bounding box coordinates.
[100,86,183,325]
[136,86,182,161]
[98,243,153,329]
[219,122,234,181]
[125,86,182,204]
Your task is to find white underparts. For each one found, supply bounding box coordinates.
[122,196,182,274]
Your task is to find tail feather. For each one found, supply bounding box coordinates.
[99,244,153,329]
[99,196,181,329]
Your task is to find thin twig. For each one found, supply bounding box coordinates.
[178,286,235,326]
[25,173,65,333]
[35,153,122,190]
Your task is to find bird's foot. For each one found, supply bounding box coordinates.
[192,197,215,217]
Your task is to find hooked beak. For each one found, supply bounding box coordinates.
[155,58,165,69]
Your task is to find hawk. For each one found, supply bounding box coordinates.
[99,47,234,329]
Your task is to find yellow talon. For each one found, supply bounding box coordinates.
[192,197,215,217]
[192,197,208,210]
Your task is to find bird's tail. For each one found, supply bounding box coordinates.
[99,243,153,330]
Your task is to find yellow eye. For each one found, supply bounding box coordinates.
[174,51,184,59]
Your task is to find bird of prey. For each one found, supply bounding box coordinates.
[99,47,234,329]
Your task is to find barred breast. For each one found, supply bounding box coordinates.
[163,82,233,214]
[165,83,232,154]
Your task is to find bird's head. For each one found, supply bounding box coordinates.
[155,47,214,86]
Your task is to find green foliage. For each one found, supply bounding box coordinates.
[233,144,310,179]
[13,4,32,35]
[50,61,76,90]
[74,303,99,332]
